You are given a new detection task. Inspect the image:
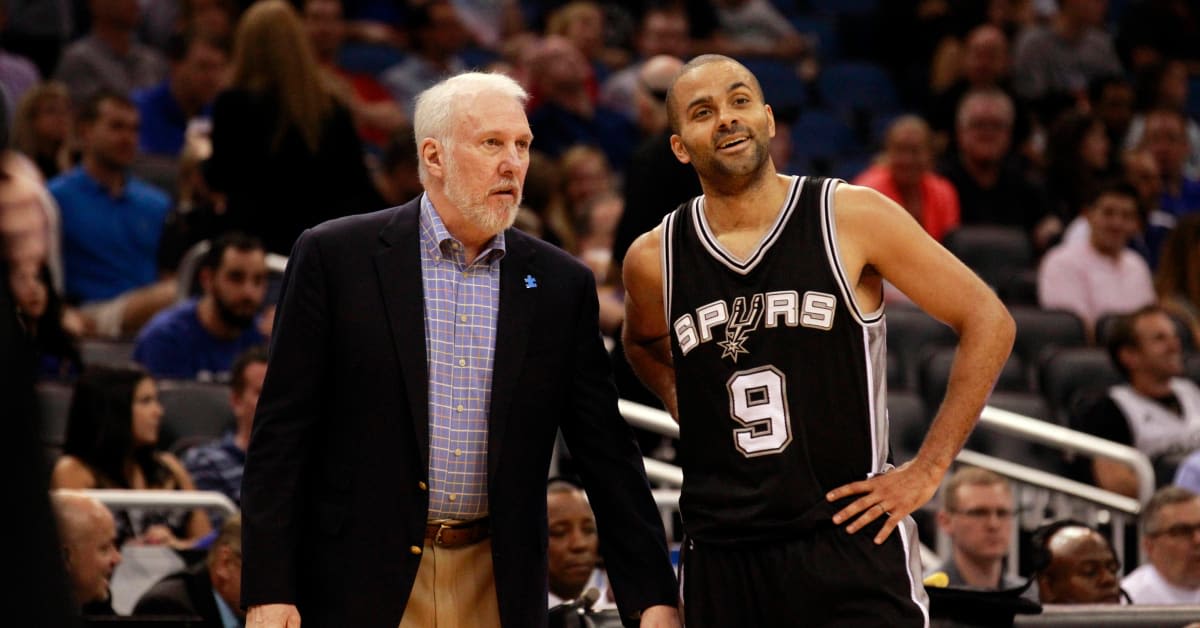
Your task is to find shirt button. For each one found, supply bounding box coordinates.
[454,448,462,457]
[457,404,464,412]
[418,481,427,490]
[460,315,468,323]
[448,494,457,502]
[410,545,423,555]
[458,358,466,367]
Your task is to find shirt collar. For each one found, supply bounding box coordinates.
[212,588,242,628]
[419,192,507,266]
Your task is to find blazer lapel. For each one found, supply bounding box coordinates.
[488,232,538,479]
[372,201,430,465]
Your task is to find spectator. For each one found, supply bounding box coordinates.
[546,479,612,608]
[134,232,267,381]
[379,0,469,118]
[0,0,41,115]
[133,514,245,625]
[938,88,1055,250]
[1089,75,1136,167]
[707,0,809,61]
[853,115,960,242]
[181,345,267,526]
[155,129,229,272]
[303,0,406,149]
[1032,520,1122,604]
[1122,486,1200,604]
[8,259,81,380]
[1038,181,1154,336]
[560,144,615,232]
[50,364,213,549]
[0,0,73,79]
[1075,305,1199,497]
[133,30,229,158]
[12,81,73,181]
[1139,107,1200,266]
[375,125,423,207]
[1011,0,1123,116]
[612,54,701,266]
[50,90,175,339]
[527,36,636,171]
[1154,213,1200,345]
[51,490,123,613]
[204,0,384,256]
[546,1,629,82]
[53,0,167,107]
[933,467,1025,590]
[1044,111,1112,223]
[600,8,691,123]
[1124,60,1200,181]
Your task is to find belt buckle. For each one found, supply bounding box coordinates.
[434,522,452,546]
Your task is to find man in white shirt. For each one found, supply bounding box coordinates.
[1122,486,1200,604]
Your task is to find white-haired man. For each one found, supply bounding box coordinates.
[240,71,680,628]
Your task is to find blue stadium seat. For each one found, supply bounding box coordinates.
[336,42,405,77]
[789,14,839,60]
[817,61,898,114]
[790,108,856,163]
[740,58,807,111]
[942,225,1035,291]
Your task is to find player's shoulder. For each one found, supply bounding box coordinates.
[623,224,665,276]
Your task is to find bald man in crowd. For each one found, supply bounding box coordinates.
[52,491,123,613]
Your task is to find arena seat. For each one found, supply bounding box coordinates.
[919,347,1028,411]
[156,380,234,451]
[941,226,1034,291]
[887,390,928,465]
[885,305,957,391]
[1038,348,1122,425]
[1011,307,1088,380]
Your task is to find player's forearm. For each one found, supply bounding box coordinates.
[917,303,1015,473]
[624,335,679,420]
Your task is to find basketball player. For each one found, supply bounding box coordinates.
[623,55,1015,626]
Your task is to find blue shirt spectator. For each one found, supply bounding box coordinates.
[51,165,170,303]
[134,299,265,381]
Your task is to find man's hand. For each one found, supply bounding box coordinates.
[639,604,681,627]
[826,459,943,544]
[247,604,301,628]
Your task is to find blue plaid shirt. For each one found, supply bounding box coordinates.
[419,194,504,519]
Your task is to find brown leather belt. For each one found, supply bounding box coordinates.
[424,518,490,548]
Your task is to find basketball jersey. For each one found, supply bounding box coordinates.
[663,175,890,543]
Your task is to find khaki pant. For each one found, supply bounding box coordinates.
[399,538,501,628]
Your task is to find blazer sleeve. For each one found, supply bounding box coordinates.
[557,269,678,621]
[240,228,332,607]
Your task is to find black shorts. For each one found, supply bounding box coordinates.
[680,518,928,627]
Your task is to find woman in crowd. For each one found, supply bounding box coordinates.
[50,364,212,549]
[204,0,382,255]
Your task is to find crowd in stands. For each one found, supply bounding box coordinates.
[2,0,1200,621]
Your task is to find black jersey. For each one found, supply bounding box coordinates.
[664,175,890,543]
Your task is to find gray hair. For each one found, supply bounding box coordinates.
[412,72,529,184]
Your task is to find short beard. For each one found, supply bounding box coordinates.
[444,154,521,236]
[214,296,256,330]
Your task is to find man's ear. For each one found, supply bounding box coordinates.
[669,135,691,165]
[765,103,776,139]
[198,266,214,294]
[421,138,446,179]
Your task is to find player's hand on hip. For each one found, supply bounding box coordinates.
[826,459,941,544]
[247,603,301,628]
[639,604,681,628]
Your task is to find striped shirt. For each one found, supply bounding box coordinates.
[419,194,504,519]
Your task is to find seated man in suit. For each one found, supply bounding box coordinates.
[132,514,243,627]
